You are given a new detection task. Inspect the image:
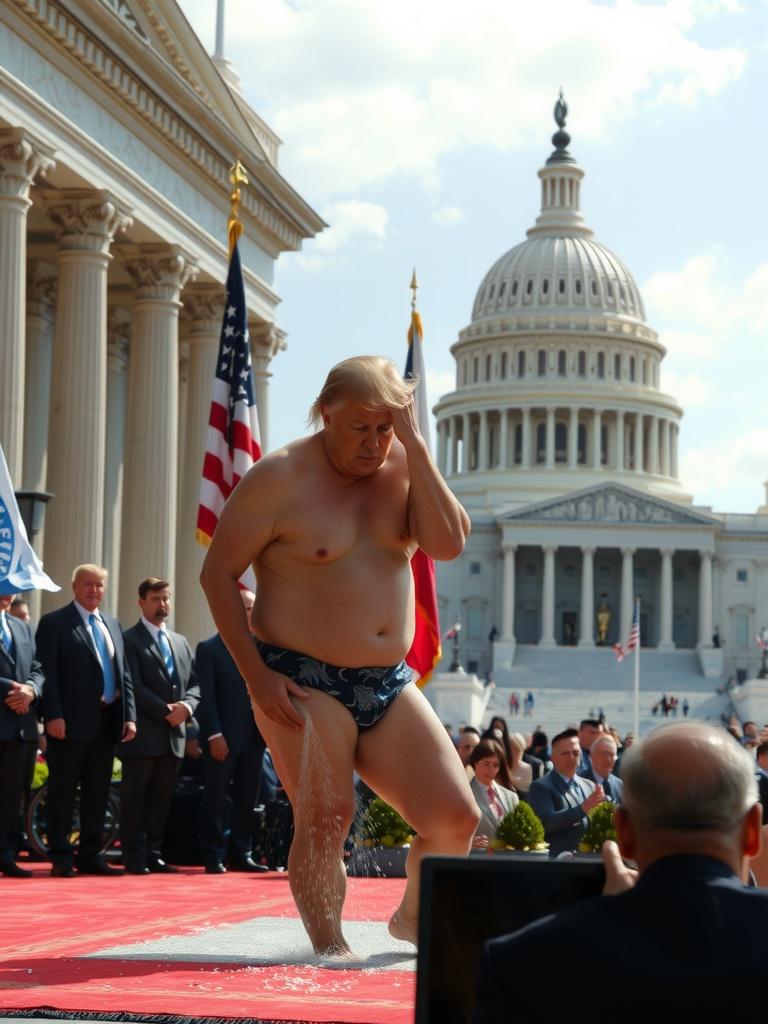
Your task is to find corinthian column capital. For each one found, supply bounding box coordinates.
[43,189,132,253]
[122,244,199,301]
[250,320,287,363]
[0,129,55,201]
[184,284,227,333]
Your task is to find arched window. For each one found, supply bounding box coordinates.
[577,351,586,376]
[555,422,567,464]
[601,425,608,466]
[577,423,587,465]
[538,350,547,376]
[558,350,567,376]
[629,357,636,383]
[542,278,550,297]
[514,423,522,464]
[642,359,647,385]
[614,353,621,379]
[518,350,526,377]
[486,354,492,381]
[597,352,605,378]
[575,278,583,297]
[473,357,479,383]
[535,422,546,464]
[499,280,507,297]
[501,352,508,378]
[511,279,519,299]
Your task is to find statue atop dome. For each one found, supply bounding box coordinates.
[547,88,575,166]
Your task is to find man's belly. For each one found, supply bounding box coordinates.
[251,564,415,668]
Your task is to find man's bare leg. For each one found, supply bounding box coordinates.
[252,691,358,955]
[355,685,480,945]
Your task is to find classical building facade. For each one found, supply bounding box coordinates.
[0,0,323,639]
[433,99,768,689]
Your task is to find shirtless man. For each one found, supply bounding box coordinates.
[201,355,479,954]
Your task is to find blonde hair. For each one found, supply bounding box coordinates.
[72,563,108,584]
[309,355,417,426]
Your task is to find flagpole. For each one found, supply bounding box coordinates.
[633,596,640,739]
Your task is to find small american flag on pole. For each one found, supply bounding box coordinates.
[196,240,261,553]
[613,599,640,663]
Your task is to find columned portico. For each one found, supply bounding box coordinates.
[479,409,489,470]
[119,244,198,621]
[521,408,532,469]
[103,308,130,610]
[615,412,624,472]
[697,550,713,648]
[250,321,287,452]
[23,260,57,492]
[498,410,509,470]
[568,407,578,468]
[42,190,132,608]
[545,408,555,469]
[0,129,54,484]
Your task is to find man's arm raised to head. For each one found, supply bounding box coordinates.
[200,454,308,730]
[390,397,470,561]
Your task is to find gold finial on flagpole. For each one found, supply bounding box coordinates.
[228,158,249,256]
[410,267,418,311]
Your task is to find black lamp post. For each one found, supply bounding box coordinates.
[14,491,53,549]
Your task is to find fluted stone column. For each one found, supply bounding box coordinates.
[0,130,55,484]
[540,544,557,647]
[175,286,225,645]
[103,309,130,613]
[478,410,489,470]
[620,546,635,641]
[545,408,555,469]
[119,245,198,622]
[23,261,57,492]
[501,543,516,640]
[250,321,286,453]
[568,407,578,468]
[461,413,471,472]
[648,416,659,474]
[521,408,532,469]
[635,414,644,473]
[579,546,595,646]
[697,550,713,648]
[42,190,131,607]
[615,411,624,471]
[498,410,508,470]
[659,547,674,649]
[671,425,679,479]
[592,409,602,469]
[661,420,671,477]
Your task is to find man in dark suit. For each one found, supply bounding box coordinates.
[474,723,767,1019]
[577,717,603,773]
[0,592,44,877]
[119,578,199,874]
[578,733,623,804]
[528,728,601,857]
[37,564,136,876]
[196,588,267,873]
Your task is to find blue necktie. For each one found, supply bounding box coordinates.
[89,613,117,702]
[157,628,175,679]
[0,614,12,656]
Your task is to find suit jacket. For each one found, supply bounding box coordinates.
[193,633,262,755]
[0,615,44,742]
[473,855,768,1021]
[37,602,135,742]
[528,770,596,857]
[470,777,519,840]
[578,765,624,805]
[120,621,199,759]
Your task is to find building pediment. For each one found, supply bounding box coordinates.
[499,483,717,528]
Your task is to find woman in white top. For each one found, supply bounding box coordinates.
[507,731,533,794]
[468,739,519,850]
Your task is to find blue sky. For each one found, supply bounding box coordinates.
[179,0,767,514]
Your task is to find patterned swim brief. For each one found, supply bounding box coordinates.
[253,638,413,730]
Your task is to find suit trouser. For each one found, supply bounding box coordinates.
[120,752,180,867]
[199,738,264,865]
[0,738,31,862]
[46,716,115,865]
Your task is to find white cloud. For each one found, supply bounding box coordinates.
[657,328,718,361]
[660,370,713,407]
[180,0,747,197]
[288,199,389,269]
[681,428,768,510]
[432,206,464,226]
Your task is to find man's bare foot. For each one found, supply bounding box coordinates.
[313,938,354,958]
[388,909,418,945]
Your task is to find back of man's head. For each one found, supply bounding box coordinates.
[618,722,759,871]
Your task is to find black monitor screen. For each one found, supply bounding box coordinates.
[415,854,605,1024]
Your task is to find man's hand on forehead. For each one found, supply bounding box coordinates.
[390,394,420,445]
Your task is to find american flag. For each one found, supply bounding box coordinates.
[613,600,640,662]
[196,241,261,558]
[404,293,442,687]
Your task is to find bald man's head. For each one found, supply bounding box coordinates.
[620,723,758,839]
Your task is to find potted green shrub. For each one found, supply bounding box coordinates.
[578,801,617,853]
[490,801,548,853]
[349,798,415,877]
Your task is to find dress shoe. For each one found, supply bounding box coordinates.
[147,858,178,874]
[124,865,151,875]
[205,862,227,874]
[51,864,76,878]
[0,861,33,878]
[227,856,269,873]
[76,859,123,876]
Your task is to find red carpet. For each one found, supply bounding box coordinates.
[0,864,414,1024]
